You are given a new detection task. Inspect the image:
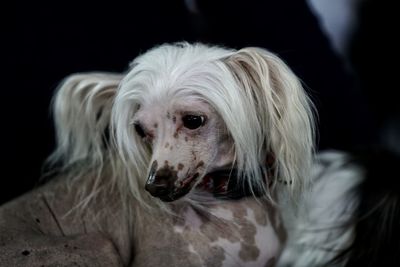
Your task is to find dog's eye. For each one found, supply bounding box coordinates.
[182,115,206,130]
[134,123,146,138]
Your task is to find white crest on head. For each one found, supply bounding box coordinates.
[220,48,316,199]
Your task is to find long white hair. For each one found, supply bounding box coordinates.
[47,42,316,213]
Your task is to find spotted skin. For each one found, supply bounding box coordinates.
[133,198,284,267]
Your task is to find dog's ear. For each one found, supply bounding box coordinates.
[224,48,316,195]
[48,73,122,170]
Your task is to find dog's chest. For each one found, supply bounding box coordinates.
[133,199,285,267]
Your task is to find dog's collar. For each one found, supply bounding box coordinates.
[196,153,276,200]
[197,169,267,200]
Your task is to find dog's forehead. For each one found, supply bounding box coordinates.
[134,104,165,121]
[138,97,212,118]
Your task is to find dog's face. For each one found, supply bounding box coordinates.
[133,98,235,202]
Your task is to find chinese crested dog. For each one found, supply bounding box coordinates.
[0,43,398,266]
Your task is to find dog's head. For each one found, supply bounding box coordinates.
[112,43,315,203]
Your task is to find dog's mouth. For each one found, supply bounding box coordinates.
[157,173,200,202]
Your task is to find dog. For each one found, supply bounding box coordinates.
[0,42,398,266]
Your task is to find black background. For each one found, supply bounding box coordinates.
[1,0,397,204]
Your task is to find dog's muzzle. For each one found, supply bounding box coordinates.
[145,160,198,202]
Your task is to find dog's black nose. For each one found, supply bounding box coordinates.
[145,179,169,197]
[145,161,174,198]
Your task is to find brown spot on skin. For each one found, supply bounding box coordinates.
[232,203,248,220]
[254,210,268,226]
[174,132,179,138]
[239,243,260,262]
[177,163,184,170]
[165,143,169,148]
[155,162,179,185]
[204,246,226,267]
[238,219,260,262]
[185,136,189,142]
[196,161,205,169]
[35,218,40,223]
[200,214,239,243]
[154,123,158,128]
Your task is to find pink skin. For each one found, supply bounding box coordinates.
[133,98,235,201]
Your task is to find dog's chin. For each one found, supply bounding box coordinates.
[156,173,200,202]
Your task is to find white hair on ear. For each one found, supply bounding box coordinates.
[221,48,316,200]
[46,72,122,209]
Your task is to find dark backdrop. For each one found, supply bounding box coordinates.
[2,0,389,204]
